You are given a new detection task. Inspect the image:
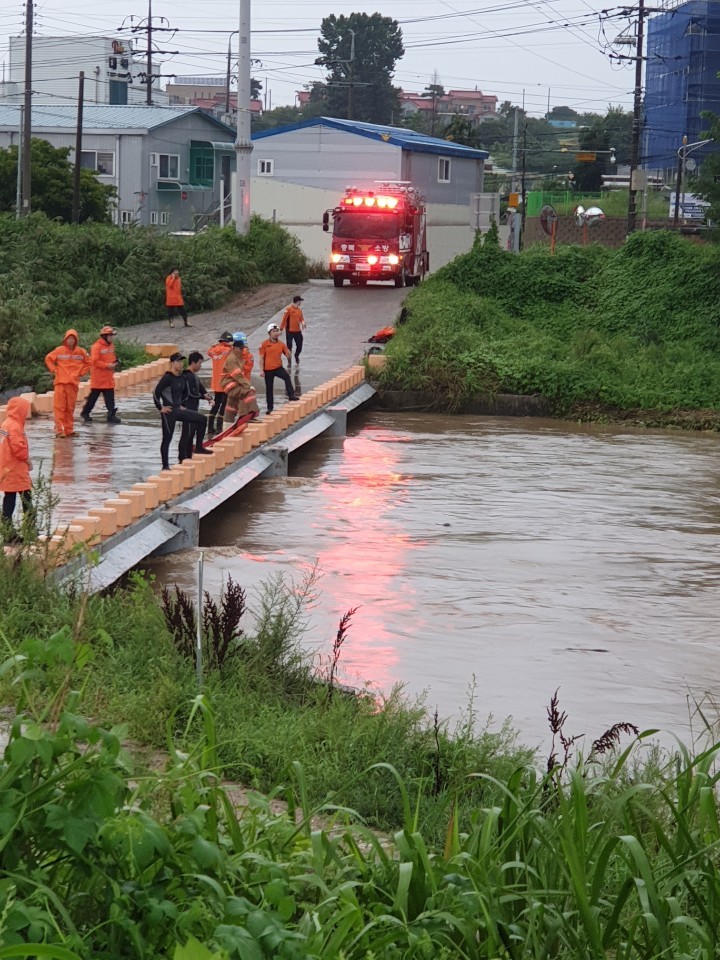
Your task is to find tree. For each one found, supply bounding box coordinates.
[0,138,115,222]
[443,116,478,148]
[574,107,632,190]
[251,78,262,100]
[548,105,579,122]
[252,105,303,132]
[315,12,404,124]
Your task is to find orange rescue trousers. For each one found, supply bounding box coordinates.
[224,383,259,423]
[53,382,80,436]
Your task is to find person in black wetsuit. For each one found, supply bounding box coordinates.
[178,351,213,462]
[152,352,210,471]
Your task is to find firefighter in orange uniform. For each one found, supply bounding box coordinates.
[0,396,35,543]
[165,267,190,328]
[44,329,91,437]
[81,325,121,424]
[220,333,260,424]
[280,295,306,365]
[259,322,296,414]
[207,331,233,433]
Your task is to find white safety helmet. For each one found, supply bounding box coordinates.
[267,322,280,333]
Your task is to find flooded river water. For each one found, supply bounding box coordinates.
[147,411,720,748]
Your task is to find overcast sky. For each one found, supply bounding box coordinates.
[0,0,638,116]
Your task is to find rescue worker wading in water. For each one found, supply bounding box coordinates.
[220,332,260,425]
[44,329,91,437]
[0,396,36,543]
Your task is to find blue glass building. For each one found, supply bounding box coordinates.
[645,0,720,176]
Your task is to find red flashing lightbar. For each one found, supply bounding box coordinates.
[343,194,400,209]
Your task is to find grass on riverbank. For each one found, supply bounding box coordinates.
[0,554,528,839]
[0,214,309,392]
[2,552,720,958]
[382,230,720,422]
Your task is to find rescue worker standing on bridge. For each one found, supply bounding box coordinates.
[220,333,259,425]
[44,329,91,437]
[207,331,233,433]
[259,322,296,414]
[280,295,306,366]
[178,351,213,462]
[81,325,121,425]
[153,353,210,471]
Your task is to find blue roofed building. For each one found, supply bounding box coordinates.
[644,0,720,177]
[0,104,235,229]
[250,116,490,269]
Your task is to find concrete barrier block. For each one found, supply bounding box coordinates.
[77,382,90,400]
[240,431,253,454]
[159,468,184,497]
[208,441,229,467]
[104,498,134,527]
[19,391,36,410]
[243,426,261,449]
[367,354,386,371]
[172,462,198,489]
[117,489,147,519]
[68,516,102,544]
[32,392,54,415]
[145,343,179,358]
[0,406,7,421]
[87,507,119,536]
[254,421,269,443]
[132,482,161,510]
[263,412,282,438]
[146,474,175,502]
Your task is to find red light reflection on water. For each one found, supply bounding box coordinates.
[310,431,421,694]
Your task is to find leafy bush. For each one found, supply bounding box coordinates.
[0,213,309,391]
[382,232,720,417]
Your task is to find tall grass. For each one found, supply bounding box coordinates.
[2,601,720,959]
[382,230,720,420]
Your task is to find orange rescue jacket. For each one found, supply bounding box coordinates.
[259,338,290,371]
[281,304,305,333]
[44,329,91,385]
[165,273,184,307]
[207,342,232,392]
[220,348,253,393]
[0,397,31,493]
[89,337,117,390]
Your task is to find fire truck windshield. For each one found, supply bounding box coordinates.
[333,212,399,240]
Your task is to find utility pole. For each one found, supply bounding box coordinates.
[225,32,235,115]
[627,0,645,234]
[511,107,519,192]
[21,0,33,218]
[520,120,528,246]
[347,30,355,121]
[673,134,687,227]
[234,0,252,235]
[146,0,153,104]
[15,105,23,219]
[72,72,85,224]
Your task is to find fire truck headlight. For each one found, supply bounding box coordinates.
[388,254,400,265]
[367,255,378,265]
[331,254,341,263]
[331,254,350,264]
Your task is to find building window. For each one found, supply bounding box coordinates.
[189,146,214,186]
[150,211,159,225]
[257,158,274,176]
[80,150,115,176]
[119,210,133,226]
[158,154,180,179]
[160,211,170,225]
[438,157,451,183]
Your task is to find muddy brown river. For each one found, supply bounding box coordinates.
[147,411,720,748]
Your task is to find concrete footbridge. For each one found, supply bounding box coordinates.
[1,281,401,591]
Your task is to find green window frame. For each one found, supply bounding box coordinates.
[190,146,214,186]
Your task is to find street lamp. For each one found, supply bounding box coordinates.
[673,136,713,227]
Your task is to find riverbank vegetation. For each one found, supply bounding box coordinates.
[0,214,308,393]
[2,551,720,958]
[383,230,720,425]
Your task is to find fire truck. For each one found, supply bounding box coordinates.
[322,183,429,288]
